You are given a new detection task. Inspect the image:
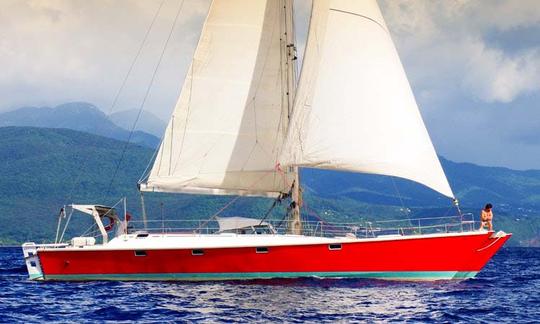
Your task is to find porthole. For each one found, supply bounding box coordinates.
[256,247,269,254]
[329,244,342,251]
[192,249,204,256]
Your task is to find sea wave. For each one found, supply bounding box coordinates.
[0,247,538,322]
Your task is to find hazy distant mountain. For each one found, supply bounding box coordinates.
[109,109,166,138]
[303,157,540,209]
[0,102,159,148]
[0,126,539,246]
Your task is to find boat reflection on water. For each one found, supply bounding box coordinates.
[138,278,437,319]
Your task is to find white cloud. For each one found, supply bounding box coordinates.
[4,0,538,115]
[463,43,540,103]
[1,0,539,169]
[379,0,540,105]
[0,0,210,118]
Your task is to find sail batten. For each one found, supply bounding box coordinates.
[142,0,294,197]
[279,0,454,198]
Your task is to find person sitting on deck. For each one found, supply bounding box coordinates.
[479,203,494,231]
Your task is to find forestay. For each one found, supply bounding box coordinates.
[141,0,293,197]
[279,0,454,198]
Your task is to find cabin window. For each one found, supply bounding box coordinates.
[134,250,147,257]
[329,244,342,251]
[29,261,37,267]
[256,247,269,254]
[136,233,149,238]
[28,252,34,256]
[192,249,204,256]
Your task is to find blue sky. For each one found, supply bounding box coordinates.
[0,0,539,170]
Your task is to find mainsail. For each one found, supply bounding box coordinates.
[279,0,454,198]
[141,0,294,197]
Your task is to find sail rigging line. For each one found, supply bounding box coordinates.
[288,0,313,161]
[443,204,455,217]
[106,0,186,198]
[275,163,291,189]
[54,207,65,244]
[283,1,295,114]
[168,115,174,175]
[390,176,410,217]
[60,0,166,208]
[453,198,463,216]
[194,169,275,233]
[58,208,74,243]
[258,163,296,228]
[290,0,299,79]
[257,192,287,227]
[106,0,166,116]
[274,0,290,158]
[194,195,242,233]
[138,144,160,183]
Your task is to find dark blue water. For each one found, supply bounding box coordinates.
[0,247,538,323]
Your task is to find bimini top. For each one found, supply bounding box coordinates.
[71,204,117,218]
[216,217,273,233]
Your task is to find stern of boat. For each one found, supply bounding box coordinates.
[22,242,44,281]
[22,242,72,281]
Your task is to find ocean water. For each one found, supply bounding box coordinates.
[0,247,538,323]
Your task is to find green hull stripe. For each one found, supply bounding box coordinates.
[42,271,478,281]
[29,273,44,280]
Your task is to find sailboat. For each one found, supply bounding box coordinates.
[22,0,510,281]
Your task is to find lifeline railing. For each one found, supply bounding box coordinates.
[120,213,477,239]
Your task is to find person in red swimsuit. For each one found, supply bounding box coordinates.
[479,203,493,231]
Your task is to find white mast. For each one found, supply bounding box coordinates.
[281,0,302,234]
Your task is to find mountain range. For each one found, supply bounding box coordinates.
[0,125,539,246]
[109,109,166,138]
[303,158,540,209]
[0,102,163,148]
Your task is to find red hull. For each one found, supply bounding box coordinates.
[34,231,511,281]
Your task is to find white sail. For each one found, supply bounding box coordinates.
[279,0,454,198]
[141,0,294,197]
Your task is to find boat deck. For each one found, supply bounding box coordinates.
[128,213,478,238]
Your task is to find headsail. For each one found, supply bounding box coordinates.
[141,0,294,197]
[279,0,454,198]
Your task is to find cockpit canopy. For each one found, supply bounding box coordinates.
[216,217,276,235]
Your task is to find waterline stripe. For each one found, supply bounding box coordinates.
[42,271,478,281]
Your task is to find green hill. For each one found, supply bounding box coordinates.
[1,126,539,246]
[0,127,288,244]
[303,159,540,209]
